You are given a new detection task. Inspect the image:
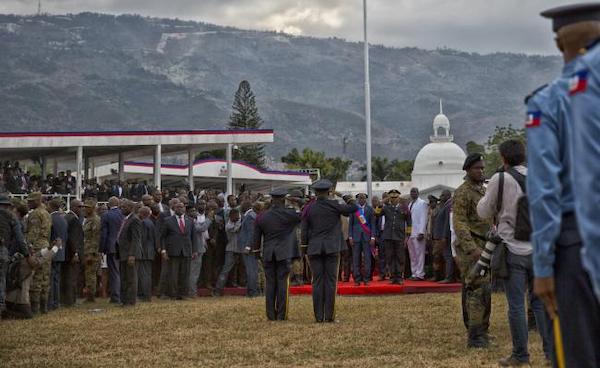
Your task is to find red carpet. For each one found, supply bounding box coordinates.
[197,279,461,297]
[290,279,461,295]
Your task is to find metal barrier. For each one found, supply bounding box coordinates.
[8,193,78,211]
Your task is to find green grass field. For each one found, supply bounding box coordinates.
[1,293,548,367]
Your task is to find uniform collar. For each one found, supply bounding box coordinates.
[562,60,576,76]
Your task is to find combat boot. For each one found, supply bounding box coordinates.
[467,325,489,349]
[39,299,48,314]
[30,301,39,315]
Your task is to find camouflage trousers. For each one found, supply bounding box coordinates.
[29,255,51,309]
[257,258,266,292]
[84,256,100,298]
[455,248,491,338]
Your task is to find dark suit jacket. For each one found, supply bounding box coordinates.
[141,218,157,261]
[301,198,357,256]
[253,205,301,261]
[378,204,411,241]
[100,208,124,254]
[117,214,143,259]
[50,212,68,262]
[432,199,452,241]
[64,212,84,262]
[160,215,196,257]
[348,205,376,241]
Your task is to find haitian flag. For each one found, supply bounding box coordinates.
[569,70,588,95]
[526,111,542,128]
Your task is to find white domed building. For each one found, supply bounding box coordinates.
[411,101,466,197]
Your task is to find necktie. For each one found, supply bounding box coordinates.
[178,217,185,233]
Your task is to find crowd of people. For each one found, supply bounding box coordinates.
[0,160,176,202]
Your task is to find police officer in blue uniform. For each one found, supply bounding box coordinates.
[253,187,301,321]
[570,7,600,306]
[528,4,600,367]
[301,179,357,323]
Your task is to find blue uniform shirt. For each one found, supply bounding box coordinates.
[571,40,600,301]
[526,61,576,278]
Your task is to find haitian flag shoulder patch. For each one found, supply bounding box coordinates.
[525,111,542,128]
[569,70,588,95]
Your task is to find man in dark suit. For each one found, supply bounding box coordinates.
[376,189,411,284]
[160,201,197,300]
[100,196,124,303]
[301,180,357,323]
[253,188,301,320]
[47,198,68,311]
[61,199,84,307]
[110,181,124,198]
[137,206,156,301]
[348,193,376,286]
[153,191,170,214]
[117,200,143,306]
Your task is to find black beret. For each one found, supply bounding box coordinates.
[541,3,600,32]
[270,187,289,198]
[311,179,333,191]
[355,192,368,199]
[388,189,401,196]
[463,153,485,171]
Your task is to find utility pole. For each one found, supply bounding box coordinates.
[363,0,373,198]
[37,0,42,16]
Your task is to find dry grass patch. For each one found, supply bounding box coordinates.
[1,293,548,367]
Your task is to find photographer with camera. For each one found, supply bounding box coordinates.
[477,139,551,367]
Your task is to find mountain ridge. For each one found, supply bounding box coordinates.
[0,12,562,162]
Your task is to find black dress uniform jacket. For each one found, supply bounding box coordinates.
[301,198,357,255]
[379,204,411,241]
[253,205,301,261]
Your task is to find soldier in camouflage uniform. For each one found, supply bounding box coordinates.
[452,154,492,348]
[25,192,52,314]
[82,200,101,302]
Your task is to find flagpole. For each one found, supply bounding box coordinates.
[363,0,373,199]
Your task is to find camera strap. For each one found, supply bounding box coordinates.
[496,172,504,219]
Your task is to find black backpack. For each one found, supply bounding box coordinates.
[497,168,531,241]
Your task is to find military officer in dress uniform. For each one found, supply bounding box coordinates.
[533,4,600,367]
[252,187,302,321]
[375,189,411,285]
[82,200,101,302]
[25,192,52,314]
[301,179,357,323]
[453,154,492,348]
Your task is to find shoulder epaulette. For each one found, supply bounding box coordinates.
[524,84,548,104]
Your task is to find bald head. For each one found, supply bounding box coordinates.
[138,206,151,219]
[108,196,120,208]
[169,198,180,210]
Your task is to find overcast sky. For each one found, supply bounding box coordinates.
[0,0,575,54]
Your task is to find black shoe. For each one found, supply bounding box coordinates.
[438,278,455,284]
[354,281,361,286]
[364,281,369,286]
[467,338,489,349]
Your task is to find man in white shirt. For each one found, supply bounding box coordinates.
[477,139,551,366]
[407,188,429,281]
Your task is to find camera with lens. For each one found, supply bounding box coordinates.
[469,229,504,278]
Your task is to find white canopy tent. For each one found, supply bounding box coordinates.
[0,129,274,198]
